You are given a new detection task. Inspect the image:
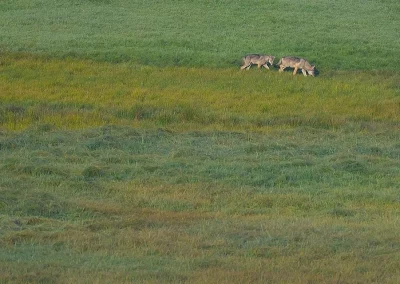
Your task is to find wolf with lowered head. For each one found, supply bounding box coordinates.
[240,54,275,70]
[277,56,315,76]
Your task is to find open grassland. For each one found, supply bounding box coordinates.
[1,0,400,282]
[0,55,399,283]
[1,0,399,70]
[1,126,399,283]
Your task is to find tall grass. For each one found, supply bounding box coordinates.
[1,0,399,69]
[1,127,399,283]
[1,54,399,132]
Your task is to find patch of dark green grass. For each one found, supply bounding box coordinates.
[1,189,68,219]
[1,126,399,202]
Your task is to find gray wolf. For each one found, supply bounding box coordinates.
[240,54,275,70]
[277,56,315,76]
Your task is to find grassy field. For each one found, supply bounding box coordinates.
[1,0,399,69]
[0,54,399,132]
[1,126,399,283]
[1,0,400,283]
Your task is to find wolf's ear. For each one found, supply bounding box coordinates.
[311,65,315,70]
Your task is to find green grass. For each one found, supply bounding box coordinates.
[1,0,400,282]
[1,0,400,69]
[1,127,399,283]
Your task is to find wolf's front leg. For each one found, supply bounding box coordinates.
[262,64,270,70]
[292,67,298,75]
[301,69,308,76]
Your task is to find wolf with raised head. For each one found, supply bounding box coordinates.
[240,54,275,70]
[277,56,315,76]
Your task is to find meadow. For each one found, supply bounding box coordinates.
[1,0,400,283]
[1,0,399,70]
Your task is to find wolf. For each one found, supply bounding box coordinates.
[240,54,275,70]
[277,56,315,76]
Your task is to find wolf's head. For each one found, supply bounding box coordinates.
[269,56,275,66]
[307,65,315,77]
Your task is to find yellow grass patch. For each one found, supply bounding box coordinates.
[1,55,399,131]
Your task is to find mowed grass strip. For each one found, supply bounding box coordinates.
[1,0,399,70]
[1,54,399,131]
